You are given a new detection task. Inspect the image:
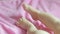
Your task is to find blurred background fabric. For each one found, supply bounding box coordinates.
[0,0,60,34]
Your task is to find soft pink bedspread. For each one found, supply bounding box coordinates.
[0,0,60,34]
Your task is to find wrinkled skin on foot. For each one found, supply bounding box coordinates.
[17,17,49,34]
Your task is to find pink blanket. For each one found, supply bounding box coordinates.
[0,0,60,34]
